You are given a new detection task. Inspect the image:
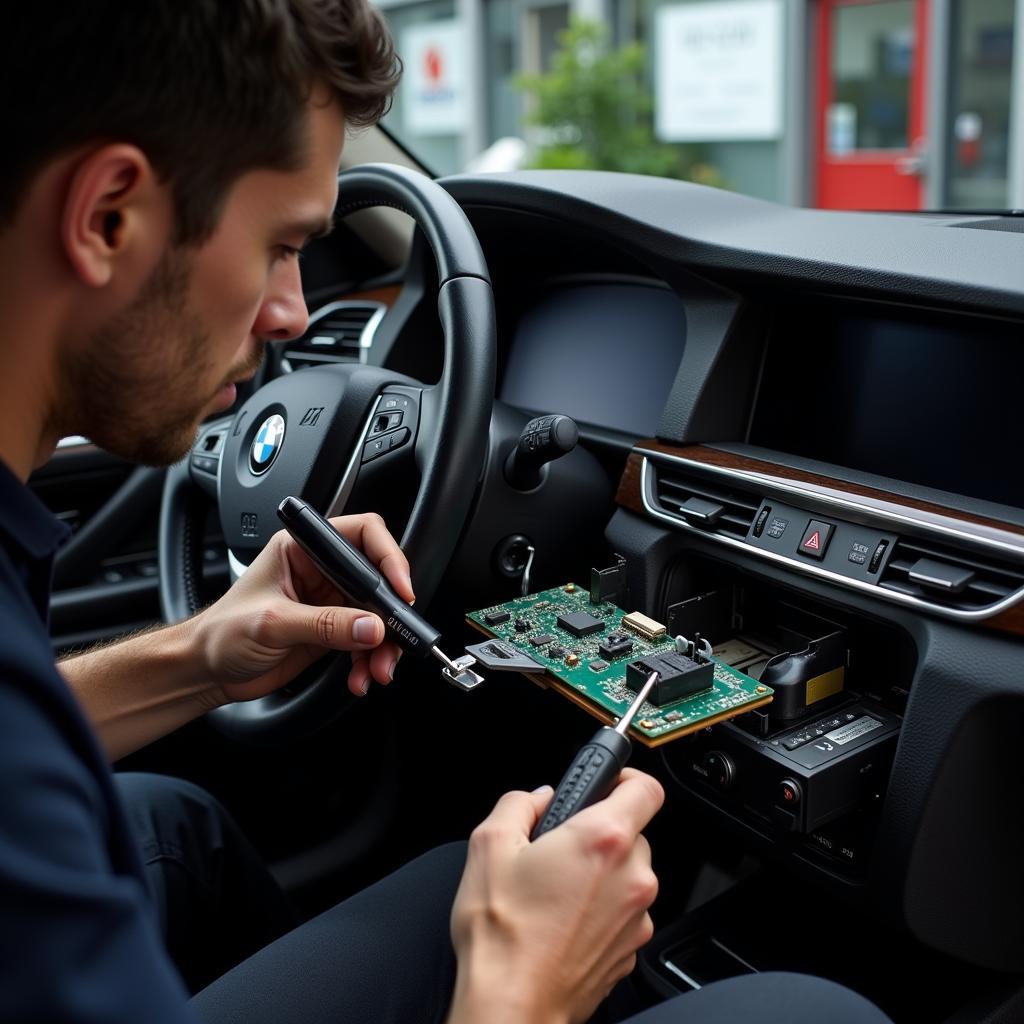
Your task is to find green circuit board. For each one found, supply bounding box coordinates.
[467,584,773,747]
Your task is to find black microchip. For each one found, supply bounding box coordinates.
[589,659,610,672]
[556,611,604,638]
[548,646,566,659]
[530,633,556,647]
[514,618,531,632]
[598,637,634,660]
[484,610,511,626]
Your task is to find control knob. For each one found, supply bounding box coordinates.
[700,750,736,790]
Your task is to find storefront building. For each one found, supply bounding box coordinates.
[377,0,1024,211]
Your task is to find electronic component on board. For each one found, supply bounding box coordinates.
[598,633,634,660]
[622,611,667,641]
[557,610,604,638]
[590,554,627,604]
[626,649,714,707]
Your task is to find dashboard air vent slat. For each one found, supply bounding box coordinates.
[649,461,761,540]
[878,536,1024,612]
[284,301,384,368]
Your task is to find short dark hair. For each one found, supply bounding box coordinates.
[1,0,400,243]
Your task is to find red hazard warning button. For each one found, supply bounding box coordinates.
[798,520,834,560]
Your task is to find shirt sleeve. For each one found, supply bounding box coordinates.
[0,643,200,1023]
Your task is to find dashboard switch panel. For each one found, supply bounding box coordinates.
[748,500,897,587]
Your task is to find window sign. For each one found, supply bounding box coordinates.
[402,20,467,135]
[656,0,784,142]
[828,102,857,156]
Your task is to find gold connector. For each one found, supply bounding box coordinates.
[622,611,667,642]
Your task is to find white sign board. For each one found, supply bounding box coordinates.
[402,20,467,136]
[656,0,784,142]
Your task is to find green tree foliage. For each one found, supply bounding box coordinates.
[515,17,726,185]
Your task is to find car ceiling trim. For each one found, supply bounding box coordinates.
[637,456,1024,624]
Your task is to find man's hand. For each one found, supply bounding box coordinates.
[193,512,414,704]
[448,769,664,1024]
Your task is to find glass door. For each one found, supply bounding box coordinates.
[815,0,929,209]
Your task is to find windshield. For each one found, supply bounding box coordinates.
[377,0,1022,213]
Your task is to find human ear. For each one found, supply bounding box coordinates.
[60,144,162,288]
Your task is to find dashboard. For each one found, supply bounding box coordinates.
[426,172,1024,974]
[498,282,687,437]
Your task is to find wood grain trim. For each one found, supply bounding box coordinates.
[986,604,1024,635]
[629,441,1024,544]
[333,285,402,308]
[615,452,645,515]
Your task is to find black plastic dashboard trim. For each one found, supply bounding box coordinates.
[442,172,1024,317]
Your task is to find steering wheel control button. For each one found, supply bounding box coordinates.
[249,413,285,475]
[798,520,834,560]
[191,454,218,475]
[848,541,870,565]
[371,411,403,435]
[765,516,789,539]
[868,539,889,574]
[362,436,388,463]
[387,427,410,451]
[752,505,771,538]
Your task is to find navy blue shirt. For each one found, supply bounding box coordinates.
[0,459,196,1021]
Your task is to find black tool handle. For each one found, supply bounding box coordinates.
[277,497,440,657]
[531,727,631,839]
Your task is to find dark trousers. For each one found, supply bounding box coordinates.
[117,773,892,1024]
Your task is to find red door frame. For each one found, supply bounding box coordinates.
[814,0,930,210]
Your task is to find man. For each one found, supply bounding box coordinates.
[0,3,891,1022]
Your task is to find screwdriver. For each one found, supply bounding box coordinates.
[276,496,469,678]
[531,669,659,839]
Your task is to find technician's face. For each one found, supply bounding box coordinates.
[72,96,345,466]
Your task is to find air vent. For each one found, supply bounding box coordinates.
[283,300,385,369]
[648,461,761,540]
[878,536,1024,612]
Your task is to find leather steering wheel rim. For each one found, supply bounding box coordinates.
[159,163,496,745]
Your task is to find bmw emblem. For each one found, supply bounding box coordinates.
[249,414,285,475]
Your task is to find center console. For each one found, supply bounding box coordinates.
[655,568,912,878]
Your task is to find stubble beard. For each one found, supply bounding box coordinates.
[64,248,218,467]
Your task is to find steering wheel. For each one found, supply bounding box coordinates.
[159,163,495,745]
